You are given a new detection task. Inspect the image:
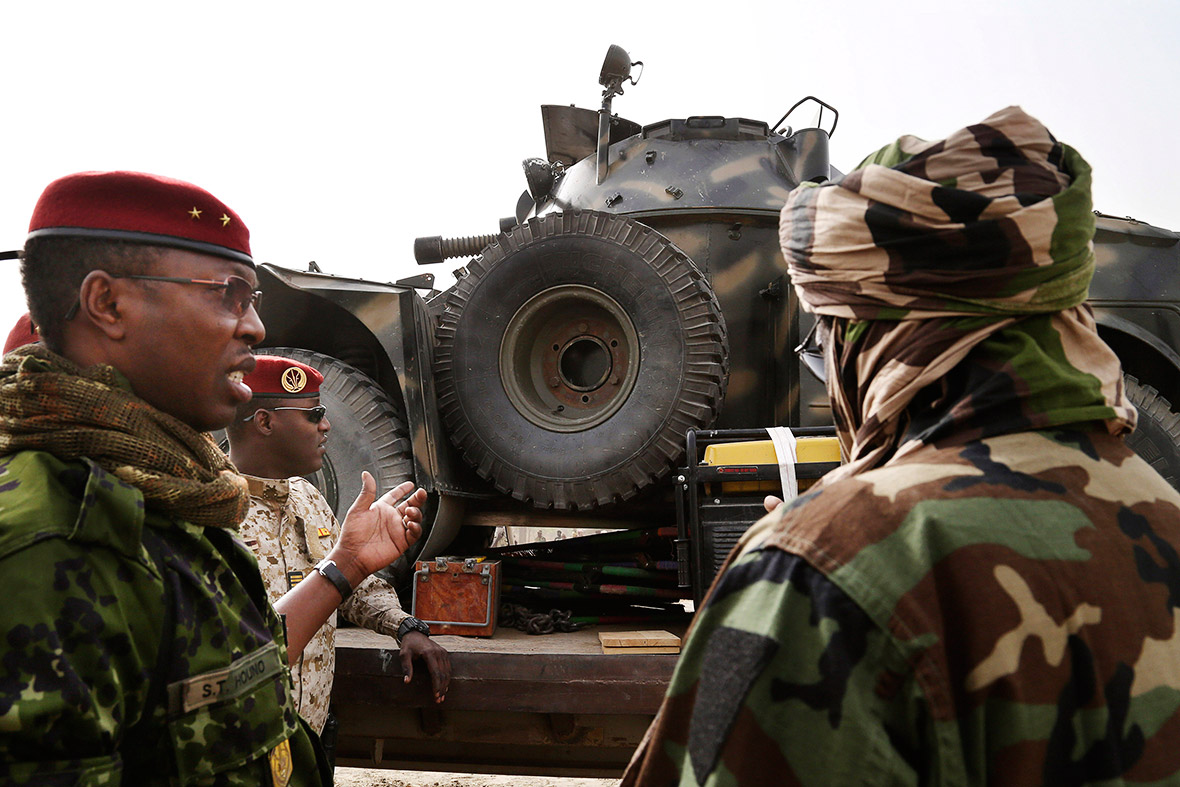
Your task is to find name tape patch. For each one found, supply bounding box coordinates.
[169,641,284,714]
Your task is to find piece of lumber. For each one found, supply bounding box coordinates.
[598,630,681,649]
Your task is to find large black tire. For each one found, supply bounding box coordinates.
[435,211,729,510]
[254,348,414,520]
[1125,374,1180,490]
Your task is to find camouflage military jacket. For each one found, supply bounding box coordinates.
[623,429,1180,786]
[238,475,408,733]
[0,450,328,786]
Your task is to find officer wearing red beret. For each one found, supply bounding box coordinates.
[233,356,333,480]
[0,171,426,786]
[227,356,451,751]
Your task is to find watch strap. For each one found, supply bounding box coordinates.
[313,558,353,602]
[397,616,430,643]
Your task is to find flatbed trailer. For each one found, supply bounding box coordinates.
[332,624,685,777]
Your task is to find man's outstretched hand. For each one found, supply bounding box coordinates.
[277,474,427,666]
[331,473,427,586]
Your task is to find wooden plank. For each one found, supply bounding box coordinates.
[598,630,680,648]
[601,645,680,655]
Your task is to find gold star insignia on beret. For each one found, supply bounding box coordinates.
[220,213,232,227]
[188,207,203,219]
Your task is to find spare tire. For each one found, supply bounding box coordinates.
[253,347,414,520]
[1125,374,1180,490]
[435,211,728,510]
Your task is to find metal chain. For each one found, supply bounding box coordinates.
[500,602,581,635]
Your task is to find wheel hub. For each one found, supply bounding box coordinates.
[559,335,612,391]
[501,285,640,432]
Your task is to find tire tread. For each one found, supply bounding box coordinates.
[434,210,729,509]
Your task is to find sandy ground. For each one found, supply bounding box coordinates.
[334,768,619,787]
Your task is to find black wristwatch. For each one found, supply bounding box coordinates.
[396,616,431,643]
[313,558,353,603]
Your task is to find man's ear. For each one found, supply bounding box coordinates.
[76,271,128,340]
[251,408,274,435]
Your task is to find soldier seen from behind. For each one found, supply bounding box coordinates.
[226,355,451,757]
[0,171,426,785]
[623,107,1180,785]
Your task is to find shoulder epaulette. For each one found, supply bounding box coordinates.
[0,451,146,562]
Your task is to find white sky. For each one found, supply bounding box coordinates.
[3,0,1178,336]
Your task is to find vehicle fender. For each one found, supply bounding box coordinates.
[255,263,469,497]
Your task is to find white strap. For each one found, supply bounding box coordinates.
[766,427,798,501]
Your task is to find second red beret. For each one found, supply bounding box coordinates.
[244,355,323,399]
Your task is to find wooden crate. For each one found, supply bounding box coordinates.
[412,557,501,637]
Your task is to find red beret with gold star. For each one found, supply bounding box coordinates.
[3,313,39,354]
[244,355,323,399]
[27,171,253,267]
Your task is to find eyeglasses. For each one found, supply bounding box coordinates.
[242,404,328,423]
[67,274,263,321]
[114,275,262,318]
[66,271,265,320]
[795,319,827,384]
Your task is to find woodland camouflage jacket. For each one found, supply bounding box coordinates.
[623,429,1180,786]
[0,450,328,786]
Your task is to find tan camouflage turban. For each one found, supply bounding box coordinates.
[780,106,1136,479]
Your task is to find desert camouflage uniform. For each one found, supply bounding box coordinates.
[0,451,327,786]
[239,475,408,733]
[624,429,1180,785]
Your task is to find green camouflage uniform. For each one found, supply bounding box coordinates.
[623,108,1180,785]
[0,349,328,786]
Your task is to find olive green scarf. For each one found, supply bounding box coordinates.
[0,345,247,527]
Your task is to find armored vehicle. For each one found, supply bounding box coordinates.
[245,45,1180,776]
[253,44,1180,569]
